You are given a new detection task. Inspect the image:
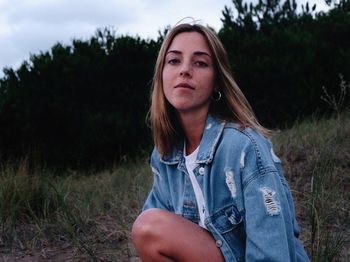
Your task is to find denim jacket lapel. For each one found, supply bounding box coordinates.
[160,114,226,165]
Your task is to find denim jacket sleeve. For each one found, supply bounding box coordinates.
[142,149,169,211]
[240,134,300,261]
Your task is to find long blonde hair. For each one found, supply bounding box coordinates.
[149,23,270,156]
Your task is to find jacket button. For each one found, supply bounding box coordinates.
[206,123,212,129]
[215,240,223,247]
[198,167,205,175]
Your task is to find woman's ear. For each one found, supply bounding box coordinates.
[214,85,220,93]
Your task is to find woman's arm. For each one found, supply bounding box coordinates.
[244,171,296,261]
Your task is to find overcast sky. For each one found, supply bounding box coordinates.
[0,0,330,78]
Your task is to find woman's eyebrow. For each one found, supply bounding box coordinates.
[167,50,182,55]
[166,50,211,57]
[193,51,211,57]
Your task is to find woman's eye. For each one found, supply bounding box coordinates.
[195,61,208,67]
[168,59,180,65]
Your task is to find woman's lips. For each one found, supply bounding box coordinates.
[174,83,195,89]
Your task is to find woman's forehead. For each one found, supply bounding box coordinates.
[167,32,212,55]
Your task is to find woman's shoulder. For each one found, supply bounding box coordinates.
[221,121,280,165]
[150,147,161,165]
[222,121,270,147]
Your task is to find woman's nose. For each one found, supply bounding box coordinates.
[179,62,192,77]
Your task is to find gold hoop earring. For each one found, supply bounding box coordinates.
[212,91,222,102]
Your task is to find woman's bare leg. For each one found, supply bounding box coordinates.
[131,208,224,262]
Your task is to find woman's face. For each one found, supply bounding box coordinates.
[162,32,215,116]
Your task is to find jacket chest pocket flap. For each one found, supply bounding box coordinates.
[210,204,246,261]
[211,204,243,233]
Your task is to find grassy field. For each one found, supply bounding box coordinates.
[0,111,349,261]
[273,111,350,261]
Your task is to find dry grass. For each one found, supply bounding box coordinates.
[273,111,350,261]
[0,158,151,261]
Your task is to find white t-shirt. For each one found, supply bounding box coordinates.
[184,145,207,229]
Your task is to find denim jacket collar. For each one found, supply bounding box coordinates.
[160,114,226,165]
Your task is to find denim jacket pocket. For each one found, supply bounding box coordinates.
[182,200,200,224]
[210,205,246,261]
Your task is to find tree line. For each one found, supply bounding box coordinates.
[0,0,349,169]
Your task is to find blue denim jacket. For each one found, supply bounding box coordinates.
[143,115,309,261]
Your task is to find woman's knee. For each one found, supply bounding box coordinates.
[132,209,225,262]
[131,208,170,245]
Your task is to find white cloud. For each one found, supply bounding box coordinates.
[0,0,146,74]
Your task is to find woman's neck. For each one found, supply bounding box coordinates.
[178,111,208,155]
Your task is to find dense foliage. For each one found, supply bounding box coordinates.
[219,0,350,125]
[0,0,349,168]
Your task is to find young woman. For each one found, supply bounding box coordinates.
[132,23,309,261]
